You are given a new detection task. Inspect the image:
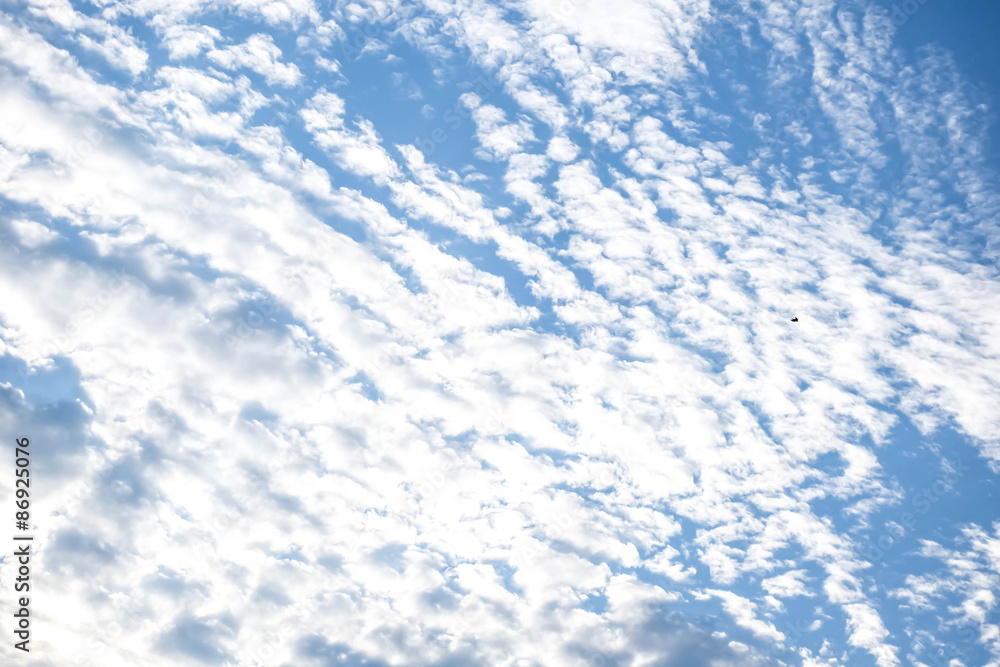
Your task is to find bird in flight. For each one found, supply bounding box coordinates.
[790,317,799,322]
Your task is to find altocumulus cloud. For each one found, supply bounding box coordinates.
[0,0,998,666]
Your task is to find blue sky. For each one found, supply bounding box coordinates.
[0,1,999,666]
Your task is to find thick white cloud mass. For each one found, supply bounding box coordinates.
[0,0,998,666]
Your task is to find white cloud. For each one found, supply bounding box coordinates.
[547,135,579,163]
[208,34,302,87]
[11,218,60,247]
[157,22,220,60]
[762,569,814,598]
[703,589,786,643]
[463,96,537,160]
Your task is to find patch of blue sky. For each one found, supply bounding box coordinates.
[0,353,86,406]
[346,370,383,402]
[888,0,1000,153]
[865,424,996,560]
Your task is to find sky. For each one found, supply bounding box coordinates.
[0,0,999,666]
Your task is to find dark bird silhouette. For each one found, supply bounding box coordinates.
[790,317,799,322]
